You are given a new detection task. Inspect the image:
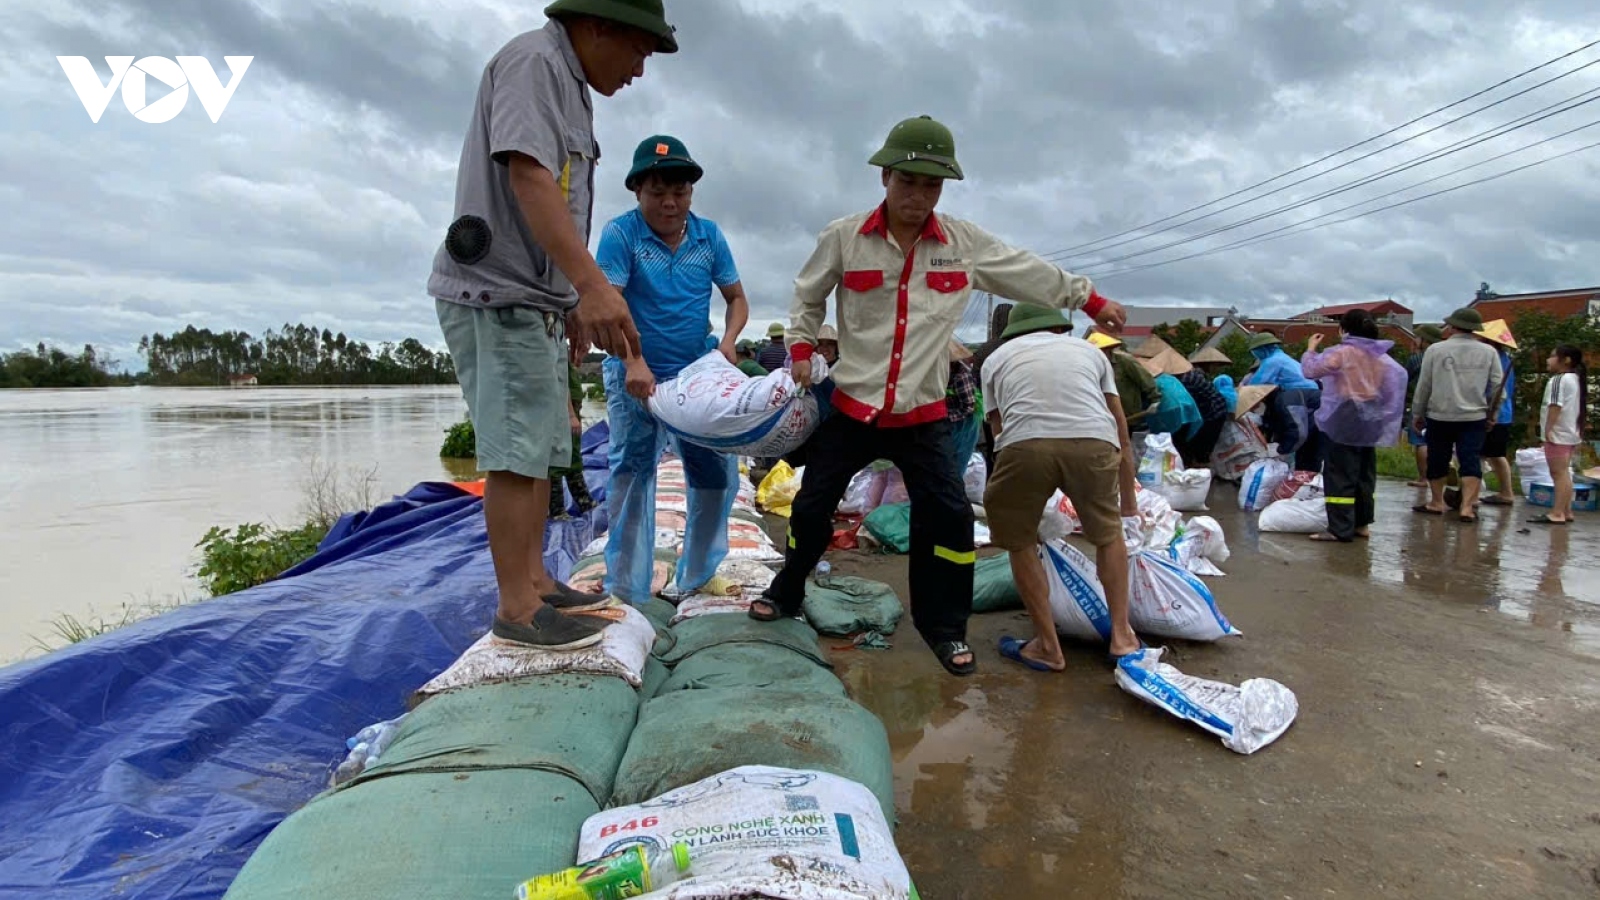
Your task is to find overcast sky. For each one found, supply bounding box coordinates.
[3,0,1597,369]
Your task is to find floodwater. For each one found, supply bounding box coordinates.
[0,387,607,662]
[825,482,1600,898]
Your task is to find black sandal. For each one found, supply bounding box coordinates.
[747,599,785,622]
[933,641,977,677]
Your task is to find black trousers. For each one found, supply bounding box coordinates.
[1322,441,1376,541]
[770,415,975,647]
[1174,416,1226,468]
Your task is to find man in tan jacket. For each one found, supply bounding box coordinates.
[748,115,1126,676]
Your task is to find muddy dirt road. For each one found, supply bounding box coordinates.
[793,480,1600,898]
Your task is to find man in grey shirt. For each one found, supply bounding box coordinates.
[430,0,677,649]
[1412,307,1505,522]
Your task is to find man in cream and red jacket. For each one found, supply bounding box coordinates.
[747,115,1126,676]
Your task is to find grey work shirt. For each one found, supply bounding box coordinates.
[1412,333,1505,423]
[428,20,599,312]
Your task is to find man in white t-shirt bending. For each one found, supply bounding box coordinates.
[980,303,1141,671]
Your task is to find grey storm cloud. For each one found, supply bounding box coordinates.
[1,0,1597,367]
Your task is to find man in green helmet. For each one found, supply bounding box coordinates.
[428,0,677,651]
[749,115,1128,677]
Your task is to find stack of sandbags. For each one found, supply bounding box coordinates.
[612,614,895,824]
[224,676,645,900]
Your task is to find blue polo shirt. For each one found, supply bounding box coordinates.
[596,209,740,379]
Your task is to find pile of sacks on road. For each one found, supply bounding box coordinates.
[754,454,995,552]
[1208,412,1333,534]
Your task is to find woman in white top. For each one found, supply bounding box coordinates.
[1532,344,1587,524]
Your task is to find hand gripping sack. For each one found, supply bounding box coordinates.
[650,352,831,457]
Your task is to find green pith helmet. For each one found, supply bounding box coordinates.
[1248,332,1282,351]
[544,0,679,53]
[626,134,702,190]
[868,115,964,180]
[1000,304,1070,340]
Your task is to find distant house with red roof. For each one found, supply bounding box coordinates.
[1469,286,1600,327]
[1196,299,1423,355]
[1293,298,1413,325]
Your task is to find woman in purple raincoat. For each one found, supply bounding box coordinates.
[1300,309,1408,543]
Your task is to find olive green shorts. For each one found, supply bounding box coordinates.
[435,299,571,480]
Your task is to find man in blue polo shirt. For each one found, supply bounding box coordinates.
[596,134,751,604]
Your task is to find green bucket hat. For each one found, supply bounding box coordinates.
[1247,332,1283,351]
[1000,304,1070,340]
[545,0,678,53]
[625,134,702,190]
[1444,307,1484,332]
[868,115,964,180]
[766,322,785,338]
[1414,324,1444,343]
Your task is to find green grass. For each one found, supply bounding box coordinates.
[30,593,193,655]
[1375,445,1420,481]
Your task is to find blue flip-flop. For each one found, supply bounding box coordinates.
[998,635,1056,672]
[1107,641,1149,665]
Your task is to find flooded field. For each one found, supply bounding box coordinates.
[0,386,489,660]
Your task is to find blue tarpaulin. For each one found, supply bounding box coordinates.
[0,427,613,900]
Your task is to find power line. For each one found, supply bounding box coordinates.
[1085,136,1600,282]
[1050,54,1600,266]
[1038,37,1600,262]
[1074,87,1600,270]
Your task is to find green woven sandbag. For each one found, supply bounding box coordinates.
[224,769,595,900]
[357,674,639,804]
[972,553,1022,613]
[802,574,903,636]
[635,597,678,632]
[610,688,894,822]
[655,642,846,697]
[657,613,829,668]
[639,656,670,700]
[862,502,911,553]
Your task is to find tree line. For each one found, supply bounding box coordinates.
[0,344,132,389]
[2,323,458,388]
[138,323,456,386]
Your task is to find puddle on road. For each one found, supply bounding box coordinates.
[839,658,1130,895]
[1251,482,1600,658]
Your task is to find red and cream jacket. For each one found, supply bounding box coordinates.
[788,205,1106,427]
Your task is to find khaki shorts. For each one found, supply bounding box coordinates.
[436,299,571,480]
[985,438,1124,550]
